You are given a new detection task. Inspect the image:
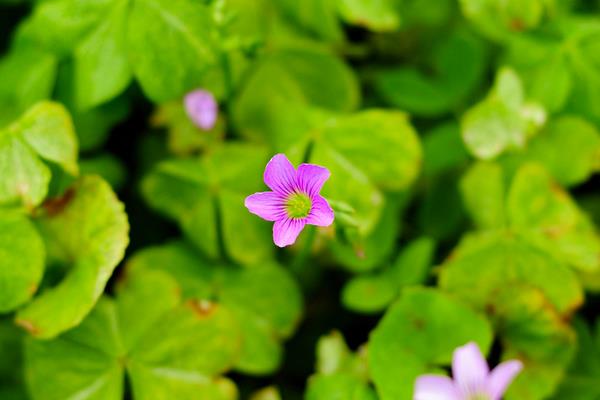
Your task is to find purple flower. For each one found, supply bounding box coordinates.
[414,342,523,400]
[245,154,334,247]
[184,89,218,130]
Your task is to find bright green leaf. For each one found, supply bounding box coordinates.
[0,212,44,313]
[16,176,129,339]
[74,0,132,110]
[127,0,217,101]
[369,288,493,400]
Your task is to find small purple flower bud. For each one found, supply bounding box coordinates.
[184,89,218,130]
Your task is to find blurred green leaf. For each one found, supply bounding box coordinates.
[307,331,374,400]
[369,288,493,400]
[505,18,600,119]
[232,45,359,147]
[25,271,240,400]
[0,47,57,126]
[79,154,127,191]
[460,161,507,229]
[127,0,217,102]
[275,0,343,42]
[74,0,132,110]
[152,100,224,156]
[312,110,421,236]
[342,274,397,314]
[142,144,273,265]
[422,122,470,177]
[0,318,27,400]
[375,30,487,116]
[461,67,546,160]
[126,241,303,375]
[0,211,44,313]
[459,0,550,41]
[15,0,117,56]
[0,102,78,208]
[440,232,581,399]
[336,0,400,31]
[306,374,377,400]
[552,318,600,400]
[16,175,129,339]
[520,116,600,187]
[507,163,600,273]
[342,237,435,313]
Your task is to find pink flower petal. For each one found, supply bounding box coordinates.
[273,218,306,247]
[306,195,334,227]
[296,163,330,197]
[452,342,489,395]
[487,360,523,400]
[264,154,297,195]
[414,375,460,400]
[184,89,218,130]
[244,192,285,222]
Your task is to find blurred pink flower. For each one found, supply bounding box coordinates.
[414,342,523,400]
[245,154,334,247]
[184,89,218,130]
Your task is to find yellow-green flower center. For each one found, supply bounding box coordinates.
[285,192,312,219]
[469,394,490,400]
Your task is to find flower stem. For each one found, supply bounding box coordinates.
[220,51,233,109]
[291,225,317,271]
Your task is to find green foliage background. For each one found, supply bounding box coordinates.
[0,0,599,399]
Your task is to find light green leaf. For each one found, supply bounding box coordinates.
[440,230,581,399]
[275,0,343,42]
[342,274,397,314]
[16,176,129,339]
[306,374,377,400]
[232,45,358,147]
[336,0,400,31]
[440,231,583,314]
[330,195,404,272]
[142,144,273,265]
[310,142,383,235]
[504,19,600,119]
[25,299,125,400]
[0,212,45,313]
[25,271,240,400]
[74,0,132,110]
[127,0,217,101]
[320,110,422,191]
[342,237,435,314]
[461,67,545,159]
[0,131,50,209]
[507,163,600,273]
[369,288,493,400]
[460,161,506,229]
[14,0,117,56]
[389,237,435,287]
[459,0,548,41]
[0,47,57,126]
[524,116,600,187]
[12,102,78,175]
[126,241,303,375]
[0,102,78,208]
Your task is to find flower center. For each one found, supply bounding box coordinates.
[468,394,491,400]
[285,192,312,219]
